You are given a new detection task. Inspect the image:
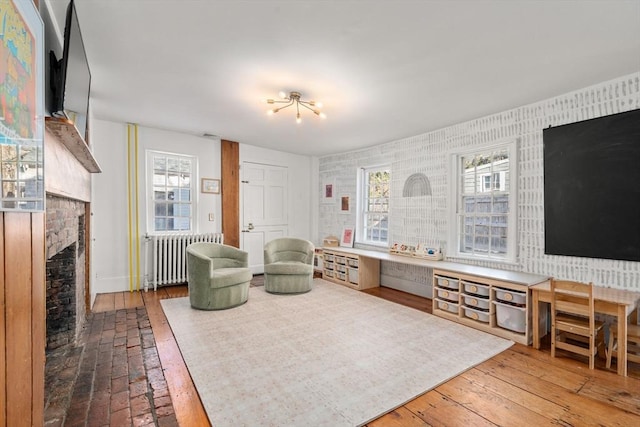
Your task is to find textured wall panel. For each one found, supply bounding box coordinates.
[319,73,640,290]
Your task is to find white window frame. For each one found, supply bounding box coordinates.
[356,165,391,247]
[448,140,518,263]
[146,150,197,233]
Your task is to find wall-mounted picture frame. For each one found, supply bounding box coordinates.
[340,227,355,247]
[340,195,351,213]
[201,178,220,194]
[0,0,44,212]
[322,179,335,203]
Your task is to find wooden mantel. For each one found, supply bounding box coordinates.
[45,117,101,173]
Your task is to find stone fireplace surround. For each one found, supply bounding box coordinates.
[45,194,87,350]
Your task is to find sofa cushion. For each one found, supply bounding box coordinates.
[264,261,314,276]
[210,267,252,288]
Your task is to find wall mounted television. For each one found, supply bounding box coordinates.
[543,108,640,262]
[49,0,91,142]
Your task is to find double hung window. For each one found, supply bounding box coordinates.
[147,151,195,232]
[358,166,390,246]
[450,142,517,262]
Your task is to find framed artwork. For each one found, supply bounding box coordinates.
[0,0,44,211]
[340,227,355,247]
[201,178,220,194]
[322,179,335,203]
[340,195,351,213]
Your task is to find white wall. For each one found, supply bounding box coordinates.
[89,122,315,301]
[90,120,221,300]
[319,73,640,296]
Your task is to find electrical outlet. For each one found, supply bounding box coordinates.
[208,213,215,221]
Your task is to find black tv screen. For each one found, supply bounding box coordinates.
[543,108,640,262]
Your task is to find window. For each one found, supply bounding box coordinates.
[357,166,390,246]
[450,142,517,262]
[147,151,195,232]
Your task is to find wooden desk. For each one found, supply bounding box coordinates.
[531,283,640,376]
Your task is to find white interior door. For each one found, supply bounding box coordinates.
[241,162,288,273]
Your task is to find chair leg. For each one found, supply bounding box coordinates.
[606,331,616,369]
[597,329,606,359]
[551,325,556,358]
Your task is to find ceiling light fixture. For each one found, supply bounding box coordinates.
[266,91,326,123]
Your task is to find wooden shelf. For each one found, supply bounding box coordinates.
[322,248,380,290]
[432,268,550,346]
[45,117,101,173]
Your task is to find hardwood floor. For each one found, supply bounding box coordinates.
[93,281,640,426]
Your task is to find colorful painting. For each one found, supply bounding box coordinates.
[340,227,354,247]
[0,0,43,211]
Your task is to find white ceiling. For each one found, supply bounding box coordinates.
[48,0,640,156]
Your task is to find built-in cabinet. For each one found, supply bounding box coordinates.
[432,268,547,345]
[322,248,380,290]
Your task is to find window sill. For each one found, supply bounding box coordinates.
[447,253,519,268]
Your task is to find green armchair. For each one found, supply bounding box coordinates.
[263,238,315,294]
[186,242,252,310]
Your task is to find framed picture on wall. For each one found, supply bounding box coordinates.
[0,0,44,212]
[340,227,355,247]
[322,179,335,203]
[201,178,220,194]
[340,195,351,213]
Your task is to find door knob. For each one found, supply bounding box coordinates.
[248,223,255,231]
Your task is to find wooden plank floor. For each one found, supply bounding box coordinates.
[93,282,640,426]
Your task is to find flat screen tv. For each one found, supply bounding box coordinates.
[50,0,91,141]
[543,108,640,262]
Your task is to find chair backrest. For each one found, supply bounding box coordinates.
[264,238,314,265]
[550,279,595,323]
[187,242,248,269]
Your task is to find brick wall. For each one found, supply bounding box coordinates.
[46,195,87,349]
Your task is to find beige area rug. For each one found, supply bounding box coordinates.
[161,279,513,426]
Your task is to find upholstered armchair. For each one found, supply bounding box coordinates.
[263,238,315,294]
[186,242,252,310]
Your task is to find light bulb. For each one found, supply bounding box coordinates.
[279,91,287,99]
[267,110,274,116]
[319,112,327,119]
[316,102,323,108]
[296,113,301,124]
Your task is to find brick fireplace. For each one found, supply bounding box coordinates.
[45,195,87,350]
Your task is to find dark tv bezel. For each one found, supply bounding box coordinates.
[50,0,91,141]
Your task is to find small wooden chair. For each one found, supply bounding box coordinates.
[550,280,606,369]
[606,323,640,370]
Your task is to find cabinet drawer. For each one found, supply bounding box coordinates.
[462,281,490,297]
[323,270,334,278]
[348,268,359,284]
[324,253,334,262]
[435,298,459,314]
[335,264,347,273]
[463,306,490,323]
[347,258,359,268]
[462,294,490,310]
[434,275,459,290]
[494,300,526,333]
[436,288,459,302]
[495,288,526,305]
